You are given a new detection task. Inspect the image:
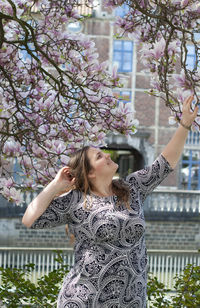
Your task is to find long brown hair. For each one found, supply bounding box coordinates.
[67,146,130,208]
[65,146,130,244]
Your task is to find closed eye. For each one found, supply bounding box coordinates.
[96,152,102,159]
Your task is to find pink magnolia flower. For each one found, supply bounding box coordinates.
[3,140,22,156]
[174,70,193,90]
[181,0,189,7]
[60,155,70,165]
[2,187,23,205]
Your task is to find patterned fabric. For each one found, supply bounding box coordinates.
[31,154,173,308]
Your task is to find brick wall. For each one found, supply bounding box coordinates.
[1,217,199,251]
[145,221,200,250]
[0,218,71,248]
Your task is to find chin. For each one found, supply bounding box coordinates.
[114,163,119,171]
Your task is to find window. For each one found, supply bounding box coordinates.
[67,21,83,33]
[113,90,132,104]
[113,40,133,73]
[186,32,200,70]
[115,3,129,17]
[186,45,196,70]
[180,149,200,190]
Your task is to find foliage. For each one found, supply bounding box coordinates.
[0,0,138,204]
[105,0,200,128]
[0,255,199,308]
[147,264,200,307]
[0,251,68,308]
[1,0,200,204]
[147,274,171,307]
[102,149,119,162]
[172,264,200,307]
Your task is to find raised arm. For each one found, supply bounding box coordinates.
[161,96,198,169]
[22,166,75,228]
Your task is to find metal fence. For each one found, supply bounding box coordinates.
[0,247,74,284]
[0,247,200,289]
[148,249,200,289]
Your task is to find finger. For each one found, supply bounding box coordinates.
[186,96,195,113]
[193,105,199,117]
[184,95,193,106]
[64,170,72,179]
[62,166,70,171]
[71,178,76,185]
[62,168,72,177]
[182,96,191,112]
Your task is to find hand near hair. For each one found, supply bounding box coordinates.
[22,168,75,228]
[53,166,75,195]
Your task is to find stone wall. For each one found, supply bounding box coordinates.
[1,213,199,251]
[0,218,71,248]
[146,220,200,250]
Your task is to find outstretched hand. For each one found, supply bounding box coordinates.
[181,95,198,129]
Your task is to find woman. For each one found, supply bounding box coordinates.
[22,96,198,308]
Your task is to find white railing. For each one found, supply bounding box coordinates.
[0,248,199,289]
[0,247,74,284]
[148,249,200,289]
[145,189,200,213]
[22,189,200,213]
[2,187,199,215]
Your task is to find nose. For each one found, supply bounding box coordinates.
[105,153,110,159]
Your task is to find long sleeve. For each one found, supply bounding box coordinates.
[30,190,79,229]
[126,154,173,203]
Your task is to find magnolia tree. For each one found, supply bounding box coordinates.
[0,0,138,203]
[105,0,200,124]
[0,0,200,204]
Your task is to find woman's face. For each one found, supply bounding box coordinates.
[87,147,118,179]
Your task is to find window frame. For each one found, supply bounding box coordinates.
[180,149,200,190]
[113,40,133,73]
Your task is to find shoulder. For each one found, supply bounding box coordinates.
[53,189,83,206]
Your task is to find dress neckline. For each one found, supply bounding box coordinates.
[89,192,116,200]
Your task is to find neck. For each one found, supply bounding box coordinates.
[90,179,113,197]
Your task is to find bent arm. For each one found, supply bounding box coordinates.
[22,166,75,228]
[22,180,59,228]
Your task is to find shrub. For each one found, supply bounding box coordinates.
[0,251,68,308]
[147,264,200,308]
[0,253,199,308]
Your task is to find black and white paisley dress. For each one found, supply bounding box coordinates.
[31,154,173,308]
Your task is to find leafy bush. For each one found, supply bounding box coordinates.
[147,274,171,307]
[0,251,68,308]
[0,253,199,308]
[147,264,200,308]
[172,264,200,308]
